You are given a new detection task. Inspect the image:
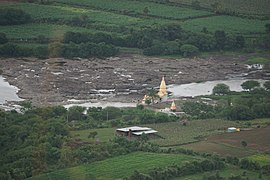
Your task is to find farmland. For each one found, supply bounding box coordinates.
[170,0,270,18]
[148,119,238,146]
[30,152,202,180]
[0,0,269,44]
[182,126,270,156]
[54,0,214,19]
[70,127,115,142]
[247,154,270,166]
[182,15,270,34]
[177,166,266,180]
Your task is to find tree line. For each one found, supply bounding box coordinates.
[182,80,270,120]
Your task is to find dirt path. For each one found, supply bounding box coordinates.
[0,54,268,106]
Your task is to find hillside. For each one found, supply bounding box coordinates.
[0,0,269,58]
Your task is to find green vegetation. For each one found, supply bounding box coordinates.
[170,0,270,18]
[0,0,269,58]
[54,0,213,19]
[245,57,270,65]
[70,127,115,142]
[182,15,270,34]
[148,119,238,146]
[247,154,270,166]
[177,166,266,180]
[31,152,202,180]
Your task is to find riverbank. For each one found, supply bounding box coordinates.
[1,53,269,107]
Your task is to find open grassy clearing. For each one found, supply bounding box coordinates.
[31,152,202,180]
[244,57,270,65]
[182,141,256,157]
[54,0,213,19]
[182,15,270,34]
[70,127,115,142]
[147,119,238,146]
[0,23,99,39]
[247,154,270,166]
[170,0,270,17]
[173,166,269,180]
[183,126,270,157]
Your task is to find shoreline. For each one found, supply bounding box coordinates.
[1,54,269,107]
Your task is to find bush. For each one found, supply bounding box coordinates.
[0,33,8,44]
[180,44,199,57]
[241,80,260,91]
[0,8,31,25]
[212,83,230,95]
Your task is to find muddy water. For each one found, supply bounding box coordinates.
[0,75,23,105]
[168,79,267,97]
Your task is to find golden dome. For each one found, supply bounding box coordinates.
[158,76,167,98]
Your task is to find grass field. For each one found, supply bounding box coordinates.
[54,0,213,19]
[31,152,202,180]
[170,0,270,17]
[183,126,270,157]
[247,154,270,166]
[0,23,96,39]
[71,127,115,142]
[175,166,268,180]
[1,1,269,42]
[244,57,270,65]
[182,15,270,34]
[147,119,238,146]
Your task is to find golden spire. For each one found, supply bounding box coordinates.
[158,76,167,98]
[170,101,176,111]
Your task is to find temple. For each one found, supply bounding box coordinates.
[170,101,176,111]
[158,76,168,101]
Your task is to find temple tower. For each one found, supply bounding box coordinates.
[158,76,168,101]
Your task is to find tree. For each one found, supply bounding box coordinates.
[265,23,270,33]
[214,30,226,50]
[88,131,98,139]
[180,44,199,57]
[241,80,260,91]
[212,83,230,95]
[147,89,159,104]
[143,7,149,15]
[241,140,247,148]
[264,81,270,91]
[0,33,8,44]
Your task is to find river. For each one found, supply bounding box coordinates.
[0,75,23,105]
[168,79,267,97]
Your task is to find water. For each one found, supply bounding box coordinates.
[0,76,23,105]
[168,79,267,97]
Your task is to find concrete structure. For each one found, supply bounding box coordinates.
[116,126,158,137]
[170,101,176,111]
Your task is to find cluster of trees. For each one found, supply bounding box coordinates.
[129,159,225,180]
[0,8,31,25]
[183,80,270,120]
[0,42,119,59]
[0,105,164,179]
[67,105,177,130]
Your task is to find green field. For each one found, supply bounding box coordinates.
[170,0,270,17]
[182,15,270,34]
[0,23,97,39]
[247,154,270,166]
[71,127,115,142]
[1,1,269,43]
[244,57,270,65]
[148,119,238,146]
[54,0,213,19]
[31,152,202,180]
[175,166,268,180]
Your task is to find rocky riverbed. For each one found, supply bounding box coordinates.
[1,54,269,106]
